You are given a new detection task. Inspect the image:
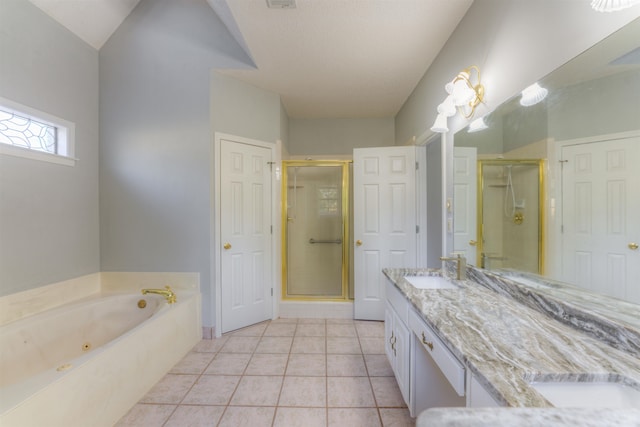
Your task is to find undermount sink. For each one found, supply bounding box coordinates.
[530,381,640,408]
[404,276,458,290]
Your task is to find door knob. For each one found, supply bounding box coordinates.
[629,242,639,250]
[469,240,477,246]
[356,240,362,246]
[223,243,231,250]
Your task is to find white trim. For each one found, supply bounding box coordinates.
[213,132,277,337]
[0,96,76,165]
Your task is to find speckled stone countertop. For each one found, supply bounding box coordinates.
[382,268,640,424]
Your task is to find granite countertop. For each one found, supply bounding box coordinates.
[382,268,640,424]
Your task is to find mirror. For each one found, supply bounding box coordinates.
[452,18,640,310]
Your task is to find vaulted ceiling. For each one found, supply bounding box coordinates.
[27,0,474,118]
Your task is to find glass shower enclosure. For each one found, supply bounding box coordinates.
[282,161,351,300]
[477,159,545,274]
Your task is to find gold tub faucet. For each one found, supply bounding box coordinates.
[141,285,177,304]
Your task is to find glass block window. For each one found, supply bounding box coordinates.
[0,97,75,165]
[0,109,58,154]
[317,186,340,216]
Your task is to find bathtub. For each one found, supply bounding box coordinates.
[0,280,201,427]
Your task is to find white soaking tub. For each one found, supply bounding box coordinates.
[0,285,201,427]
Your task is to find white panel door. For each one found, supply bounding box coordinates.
[453,147,477,265]
[354,146,416,320]
[561,137,640,304]
[220,139,273,333]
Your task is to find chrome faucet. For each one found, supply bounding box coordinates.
[141,285,177,304]
[439,254,467,280]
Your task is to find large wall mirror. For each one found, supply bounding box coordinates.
[452,18,640,311]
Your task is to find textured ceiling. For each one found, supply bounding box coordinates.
[26,0,474,119]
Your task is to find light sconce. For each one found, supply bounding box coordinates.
[591,0,640,12]
[431,65,485,133]
[519,83,548,107]
[467,117,488,133]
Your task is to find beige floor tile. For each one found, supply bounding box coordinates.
[355,320,385,337]
[140,374,198,404]
[278,376,327,407]
[379,408,415,426]
[360,337,386,354]
[327,336,362,354]
[327,377,376,407]
[227,321,268,337]
[191,337,228,353]
[291,336,326,353]
[364,354,394,377]
[328,408,382,427]
[114,403,176,426]
[169,351,215,374]
[295,323,326,336]
[371,377,407,407]
[327,323,357,337]
[298,318,326,324]
[326,318,354,325]
[327,354,367,376]
[204,352,251,375]
[182,375,240,405]
[264,322,297,336]
[219,336,260,353]
[230,376,283,406]
[164,405,225,427]
[255,336,293,353]
[246,353,289,375]
[273,407,327,427]
[286,353,326,376]
[218,406,275,427]
[270,317,299,324]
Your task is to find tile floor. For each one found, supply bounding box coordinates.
[115,318,415,427]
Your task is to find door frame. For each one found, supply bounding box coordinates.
[213,133,281,337]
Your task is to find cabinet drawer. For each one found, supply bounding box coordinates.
[408,308,465,396]
[386,281,408,325]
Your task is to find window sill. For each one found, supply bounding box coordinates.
[0,143,77,166]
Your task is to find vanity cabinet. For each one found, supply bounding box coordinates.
[384,282,411,405]
[408,308,466,415]
[466,372,501,407]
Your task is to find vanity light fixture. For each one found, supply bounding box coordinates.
[519,83,548,107]
[591,0,640,12]
[468,117,488,133]
[431,65,485,133]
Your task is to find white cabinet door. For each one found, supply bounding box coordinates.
[384,301,410,407]
[354,146,417,320]
[466,373,501,407]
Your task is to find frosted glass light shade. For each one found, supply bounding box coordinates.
[591,0,640,12]
[520,83,548,106]
[430,114,449,133]
[438,96,457,117]
[468,117,488,133]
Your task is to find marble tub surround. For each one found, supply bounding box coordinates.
[464,266,640,358]
[417,407,640,427]
[382,268,640,408]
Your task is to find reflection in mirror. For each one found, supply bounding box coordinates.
[453,18,640,306]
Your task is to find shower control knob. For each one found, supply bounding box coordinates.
[356,240,362,246]
[223,243,232,250]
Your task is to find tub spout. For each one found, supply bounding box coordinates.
[141,285,176,304]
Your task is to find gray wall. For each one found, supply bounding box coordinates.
[395,0,639,145]
[0,0,100,295]
[289,118,394,156]
[99,0,268,327]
